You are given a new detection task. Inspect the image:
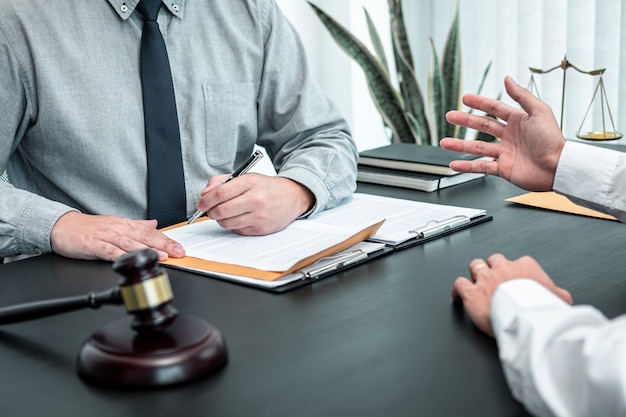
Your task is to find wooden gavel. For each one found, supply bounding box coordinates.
[0,249,227,387]
[0,249,177,333]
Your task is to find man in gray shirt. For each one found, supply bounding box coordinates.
[0,0,358,262]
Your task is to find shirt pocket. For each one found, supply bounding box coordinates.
[202,82,259,168]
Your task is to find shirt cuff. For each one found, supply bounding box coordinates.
[277,168,328,218]
[297,202,317,219]
[554,140,619,205]
[491,279,570,338]
[18,194,77,255]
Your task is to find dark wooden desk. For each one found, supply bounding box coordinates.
[1,177,624,417]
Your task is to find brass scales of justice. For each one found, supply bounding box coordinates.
[527,56,622,140]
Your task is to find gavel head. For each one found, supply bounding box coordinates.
[112,249,178,334]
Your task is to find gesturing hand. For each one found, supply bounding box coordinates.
[440,76,566,192]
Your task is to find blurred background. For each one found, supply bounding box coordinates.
[277,0,626,150]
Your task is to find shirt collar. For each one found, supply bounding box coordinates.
[107,0,186,21]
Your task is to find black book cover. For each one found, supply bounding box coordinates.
[358,143,483,176]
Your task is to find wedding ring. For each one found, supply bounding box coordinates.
[473,263,488,271]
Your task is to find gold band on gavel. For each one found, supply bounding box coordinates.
[119,273,173,312]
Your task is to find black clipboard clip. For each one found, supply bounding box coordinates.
[408,215,471,239]
[302,250,369,279]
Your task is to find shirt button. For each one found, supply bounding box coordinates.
[121,3,129,13]
[172,4,180,12]
[34,248,42,255]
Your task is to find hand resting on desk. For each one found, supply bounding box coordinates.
[51,211,186,262]
[451,253,573,336]
[197,173,315,236]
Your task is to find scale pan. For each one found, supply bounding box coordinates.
[576,131,623,141]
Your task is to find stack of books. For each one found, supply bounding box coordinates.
[357,143,486,192]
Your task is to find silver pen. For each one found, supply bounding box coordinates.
[187,150,264,224]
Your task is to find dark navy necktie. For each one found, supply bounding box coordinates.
[137,0,187,227]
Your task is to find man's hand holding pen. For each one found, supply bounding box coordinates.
[189,150,315,236]
[188,150,264,224]
[194,173,314,236]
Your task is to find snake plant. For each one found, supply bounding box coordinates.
[308,0,493,145]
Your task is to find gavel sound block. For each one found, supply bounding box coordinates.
[0,249,228,387]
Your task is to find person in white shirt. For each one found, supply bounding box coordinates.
[440,76,626,417]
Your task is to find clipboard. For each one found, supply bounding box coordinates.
[392,213,493,251]
[272,212,491,292]
[167,241,394,293]
[161,193,491,293]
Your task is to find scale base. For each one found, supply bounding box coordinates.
[77,314,227,387]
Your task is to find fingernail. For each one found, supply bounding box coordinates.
[173,245,185,257]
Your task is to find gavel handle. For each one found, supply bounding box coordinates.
[0,287,122,325]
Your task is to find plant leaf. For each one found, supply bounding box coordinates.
[475,60,492,96]
[391,24,430,145]
[308,2,416,143]
[386,0,430,144]
[363,8,389,76]
[458,60,492,139]
[366,83,419,144]
[404,111,424,145]
[387,0,414,71]
[428,38,445,145]
[441,5,462,139]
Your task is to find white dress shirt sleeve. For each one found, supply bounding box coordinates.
[492,279,626,417]
[554,141,626,222]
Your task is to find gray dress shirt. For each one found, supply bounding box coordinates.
[0,0,358,257]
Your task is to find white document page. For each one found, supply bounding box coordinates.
[316,193,486,245]
[163,207,384,271]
